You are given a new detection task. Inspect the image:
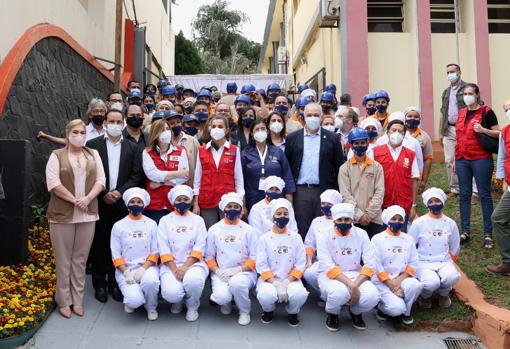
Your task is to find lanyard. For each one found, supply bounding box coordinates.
[257,145,268,176]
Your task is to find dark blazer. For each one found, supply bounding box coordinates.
[86,136,144,210]
[285,127,344,192]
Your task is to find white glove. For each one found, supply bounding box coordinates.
[133,267,146,283]
[275,279,289,303]
[124,269,136,284]
[215,268,230,282]
[224,266,243,278]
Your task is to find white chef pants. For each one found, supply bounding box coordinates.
[116,266,160,311]
[160,264,208,312]
[256,278,309,314]
[210,272,257,315]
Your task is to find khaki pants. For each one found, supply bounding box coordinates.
[443,126,460,193]
[50,222,95,308]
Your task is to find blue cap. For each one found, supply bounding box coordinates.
[128,89,142,99]
[182,114,199,123]
[151,111,165,121]
[175,84,184,90]
[325,83,337,93]
[200,86,212,92]
[162,85,177,96]
[182,88,195,96]
[374,90,390,102]
[347,128,369,143]
[197,89,212,99]
[257,89,267,96]
[157,80,168,90]
[295,97,312,108]
[163,110,183,120]
[234,95,251,105]
[241,84,256,94]
[297,83,309,94]
[320,91,335,102]
[226,82,238,93]
[267,83,281,92]
[362,93,376,105]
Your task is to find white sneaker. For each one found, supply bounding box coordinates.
[238,313,251,326]
[220,303,232,315]
[147,310,158,321]
[171,303,184,314]
[185,309,199,322]
[124,305,135,313]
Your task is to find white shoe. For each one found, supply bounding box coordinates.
[171,303,184,314]
[124,305,135,313]
[147,310,158,321]
[185,310,199,322]
[220,303,232,315]
[238,313,251,326]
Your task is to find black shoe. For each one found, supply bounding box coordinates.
[350,310,367,330]
[376,309,389,321]
[95,287,108,303]
[326,313,339,332]
[402,314,414,325]
[287,313,299,327]
[460,232,470,245]
[261,311,273,324]
[109,286,123,302]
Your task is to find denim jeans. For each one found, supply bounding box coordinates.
[455,157,493,235]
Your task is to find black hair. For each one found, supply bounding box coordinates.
[105,109,124,121]
[340,93,352,105]
[265,111,287,140]
[446,63,461,71]
[127,80,140,88]
[386,119,405,133]
[106,91,122,101]
[248,118,268,147]
[144,83,157,93]
[237,107,257,142]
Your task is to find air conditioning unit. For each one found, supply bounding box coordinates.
[320,0,340,28]
[277,46,287,64]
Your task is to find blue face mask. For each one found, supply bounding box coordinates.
[388,221,404,233]
[242,117,254,128]
[224,208,242,222]
[352,145,368,157]
[367,130,378,141]
[174,202,191,215]
[274,105,289,115]
[376,104,387,113]
[195,112,209,123]
[366,106,377,116]
[321,205,332,217]
[335,222,352,236]
[184,126,198,136]
[274,216,289,229]
[266,191,281,202]
[428,203,444,215]
[171,125,182,136]
[405,118,420,130]
[184,106,193,114]
[128,204,144,217]
[145,103,155,111]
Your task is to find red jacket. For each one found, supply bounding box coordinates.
[373,144,416,212]
[502,125,510,184]
[198,144,237,208]
[145,147,183,211]
[455,106,492,161]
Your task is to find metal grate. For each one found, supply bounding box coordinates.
[443,337,483,349]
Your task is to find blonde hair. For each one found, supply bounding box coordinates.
[146,119,168,152]
[65,119,86,137]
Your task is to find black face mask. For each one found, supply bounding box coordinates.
[126,116,143,129]
[91,115,104,126]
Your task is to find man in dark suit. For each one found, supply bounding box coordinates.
[86,109,144,303]
[285,102,344,239]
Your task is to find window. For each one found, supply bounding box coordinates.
[488,0,510,33]
[367,0,404,32]
[430,0,457,33]
[305,68,326,94]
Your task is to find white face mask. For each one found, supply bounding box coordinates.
[106,123,123,137]
[447,72,459,84]
[334,117,343,130]
[506,109,510,121]
[68,134,86,148]
[253,130,268,143]
[389,132,404,146]
[158,130,172,144]
[210,127,225,141]
[269,121,284,134]
[305,116,321,131]
[463,95,477,106]
[323,125,335,133]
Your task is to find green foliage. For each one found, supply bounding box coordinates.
[175,31,205,75]
[31,204,47,227]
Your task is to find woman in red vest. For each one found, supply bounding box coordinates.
[142,119,189,223]
[455,83,499,249]
[192,115,245,229]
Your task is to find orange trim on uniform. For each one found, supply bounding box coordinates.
[385,227,400,237]
[260,270,274,281]
[174,210,190,216]
[289,268,303,280]
[206,258,218,269]
[405,266,415,277]
[128,213,143,220]
[427,212,443,219]
[449,252,458,262]
[411,128,422,138]
[378,271,390,282]
[189,250,203,260]
[113,258,126,268]
[146,254,158,264]
[305,247,315,257]
[272,227,288,234]
[160,254,174,263]
[424,154,433,161]
[334,227,351,237]
[244,258,256,271]
[223,217,240,225]
[350,155,373,172]
[361,266,374,278]
[327,266,342,279]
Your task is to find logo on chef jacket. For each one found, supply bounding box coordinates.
[224,235,237,243]
[224,155,235,164]
[340,247,353,256]
[175,225,189,234]
[276,245,290,254]
[390,245,405,254]
[129,230,147,239]
[403,158,410,169]
[170,156,180,161]
[431,230,445,237]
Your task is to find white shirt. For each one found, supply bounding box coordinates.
[248,198,298,237]
[382,144,421,179]
[110,215,159,270]
[408,213,460,270]
[193,140,244,196]
[304,215,334,257]
[376,133,424,173]
[105,135,122,191]
[142,146,189,184]
[256,228,307,281]
[86,123,105,142]
[205,219,258,270]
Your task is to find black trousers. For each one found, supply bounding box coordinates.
[294,186,322,240]
[90,202,126,290]
[355,222,384,239]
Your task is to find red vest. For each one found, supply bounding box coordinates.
[373,144,415,212]
[502,125,510,184]
[145,147,183,211]
[198,144,237,208]
[455,106,492,161]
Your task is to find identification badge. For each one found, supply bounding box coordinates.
[258,177,266,191]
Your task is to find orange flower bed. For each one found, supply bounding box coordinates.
[0,225,56,339]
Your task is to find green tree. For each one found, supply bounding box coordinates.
[175,31,205,75]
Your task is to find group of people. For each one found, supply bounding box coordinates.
[42,64,510,331]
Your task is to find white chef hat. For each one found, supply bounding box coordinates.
[320,189,343,205]
[422,187,447,206]
[167,185,194,204]
[219,192,244,211]
[331,203,355,220]
[381,205,406,225]
[301,88,317,100]
[388,111,406,123]
[270,198,291,218]
[262,176,286,192]
[360,117,382,135]
[123,187,151,208]
[404,106,422,116]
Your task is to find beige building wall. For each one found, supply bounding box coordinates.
[489,35,510,125]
